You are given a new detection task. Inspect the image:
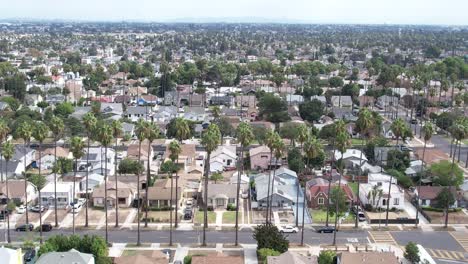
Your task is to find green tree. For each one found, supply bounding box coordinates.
[430,160,464,187]
[253,224,289,253]
[53,102,74,118]
[33,121,49,244]
[15,121,32,224]
[210,172,223,183]
[329,187,347,217]
[258,93,290,124]
[134,119,147,246]
[118,159,144,174]
[318,250,336,264]
[435,187,455,209]
[82,112,97,227]
[2,140,14,243]
[404,242,421,264]
[257,248,281,264]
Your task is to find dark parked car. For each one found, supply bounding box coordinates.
[184,211,193,220]
[316,226,336,233]
[23,248,36,262]
[40,223,53,232]
[16,224,34,231]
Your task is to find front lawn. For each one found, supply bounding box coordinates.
[194,211,216,224]
[310,209,355,224]
[351,138,365,146]
[222,211,238,224]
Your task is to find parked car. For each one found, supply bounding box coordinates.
[40,223,53,232]
[16,205,26,214]
[184,211,193,220]
[30,206,46,213]
[16,224,34,232]
[357,212,366,222]
[410,119,418,124]
[186,199,193,206]
[23,248,36,262]
[279,225,298,233]
[316,226,336,233]
[351,205,363,214]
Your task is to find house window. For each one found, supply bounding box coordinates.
[260,155,268,159]
[318,198,324,205]
[393,198,399,206]
[217,199,224,206]
[228,198,235,204]
[382,199,386,206]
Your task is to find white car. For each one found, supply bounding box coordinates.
[16,205,26,214]
[279,225,299,233]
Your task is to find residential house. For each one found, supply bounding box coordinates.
[113,250,168,264]
[235,95,256,108]
[333,149,367,170]
[204,184,237,209]
[36,249,94,264]
[267,251,317,264]
[154,106,178,123]
[138,94,159,105]
[381,120,395,139]
[250,145,277,171]
[163,143,198,173]
[0,160,23,178]
[336,252,399,264]
[163,91,178,106]
[358,96,375,107]
[416,186,458,208]
[35,146,71,170]
[46,94,66,105]
[0,180,38,206]
[306,178,355,209]
[0,102,10,111]
[78,147,115,176]
[127,141,154,170]
[25,94,43,106]
[125,106,149,122]
[0,246,23,264]
[210,145,237,172]
[40,182,75,208]
[147,179,182,208]
[359,173,404,210]
[182,106,207,122]
[92,181,136,208]
[101,103,124,118]
[331,96,352,108]
[286,94,304,104]
[210,96,233,106]
[405,160,423,177]
[253,167,299,209]
[377,95,398,109]
[71,106,91,120]
[310,96,327,105]
[79,173,104,192]
[122,122,135,138]
[191,254,243,264]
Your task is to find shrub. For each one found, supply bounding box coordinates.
[184,255,192,264]
[258,248,281,264]
[227,203,236,211]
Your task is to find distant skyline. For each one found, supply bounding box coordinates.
[1,0,468,26]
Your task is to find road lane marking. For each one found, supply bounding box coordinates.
[427,248,466,261]
[450,232,468,252]
[368,231,397,245]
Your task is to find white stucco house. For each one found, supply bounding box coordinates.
[359,173,405,210]
[209,145,237,172]
[40,182,75,208]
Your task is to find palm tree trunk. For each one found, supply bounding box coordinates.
[415,139,427,227]
[104,146,109,244]
[73,157,77,235]
[265,150,273,223]
[137,142,141,246]
[24,142,29,224]
[300,182,306,246]
[457,141,461,163]
[355,136,365,228]
[295,182,299,227]
[115,138,119,227]
[325,140,335,227]
[445,140,457,228]
[385,175,393,226]
[85,135,90,227]
[450,138,454,158]
[54,140,58,227]
[202,152,210,246]
[5,159,10,243]
[38,144,43,244]
[174,155,179,228]
[269,161,278,224]
[169,173,173,246]
[332,170,342,245]
[235,147,243,246]
[145,141,151,228]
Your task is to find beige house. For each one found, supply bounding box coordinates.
[204,184,237,209]
[92,181,136,208]
[147,179,182,209]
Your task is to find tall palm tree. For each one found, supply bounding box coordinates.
[415,123,434,227]
[0,120,9,182]
[135,119,148,246]
[49,116,64,227]
[302,135,323,245]
[173,118,190,228]
[33,121,48,244]
[268,133,285,223]
[333,122,351,246]
[144,122,159,227]
[264,130,276,223]
[82,112,97,227]
[2,140,13,243]
[70,136,84,235]
[354,108,374,228]
[97,123,113,244]
[168,140,181,230]
[235,122,253,246]
[296,124,308,152]
[16,122,32,224]
[111,120,123,227]
[200,123,221,246]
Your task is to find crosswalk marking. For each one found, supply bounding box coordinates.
[368,231,397,245]
[427,248,467,261]
[450,232,468,252]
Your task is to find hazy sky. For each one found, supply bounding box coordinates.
[2,0,467,25]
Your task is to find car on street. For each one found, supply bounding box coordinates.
[410,119,418,124]
[279,225,299,233]
[357,212,366,222]
[16,224,34,232]
[39,223,53,232]
[241,192,248,199]
[30,205,46,213]
[184,211,193,220]
[17,205,26,214]
[23,248,36,262]
[316,226,336,233]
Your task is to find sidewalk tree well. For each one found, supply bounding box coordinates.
[253,224,289,253]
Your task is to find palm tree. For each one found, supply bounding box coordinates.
[264,130,277,223]
[168,140,181,230]
[2,140,13,243]
[200,123,221,246]
[33,121,49,244]
[415,123,434,227]
[70,136,84,235]
[82,112,97,227]
[333,123,351,246]
[16,122,32,224]
[296,124,308,152]
[135,119,148,246]
[111,120,123,227]
[268,133,285,223]
[354,108,374,228]
[96,123,113,244]
[144,122,159,227]
[0,120,9,182]
[235,122,254,246]
[302,135,323,245]
[173,118,190,228]
[390,118,406,146]
[49,116,64,227]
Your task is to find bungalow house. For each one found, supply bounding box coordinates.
[381,121,395,139]
[122,122,135,138]
[210,96,233,106]
[358,96,375,107]
[359,175,404,210]
[204,183,237,209]
[376,95,398,109]
[163,143,198,172]
[25,94,43,105]
[127,141,154,170]
[415,186,458,208]
[210,145,237,172]
[182,106,206,122]
[310,96,327,105]
[0,180,38,206]
[286,94,304,104]
[101,103,124,118]
[138,95,158,105]
[79,173,104,192]
[331,96,352,108]
[405,160,423,178]
[154,106,178,123]
[333,149,367,170]
[147,179,182,209]
[36,249,94,264]
[163,91,178,106]
[78,147,115,176]
[235,95,256,108]
[92,181,136,208]
[35,146,71,170]
[0,160,23,178]
[40,182,74,208]
[253,168,300,209]
[306,178,355,209]
[250,145,278,171]
[125,106,149,122]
